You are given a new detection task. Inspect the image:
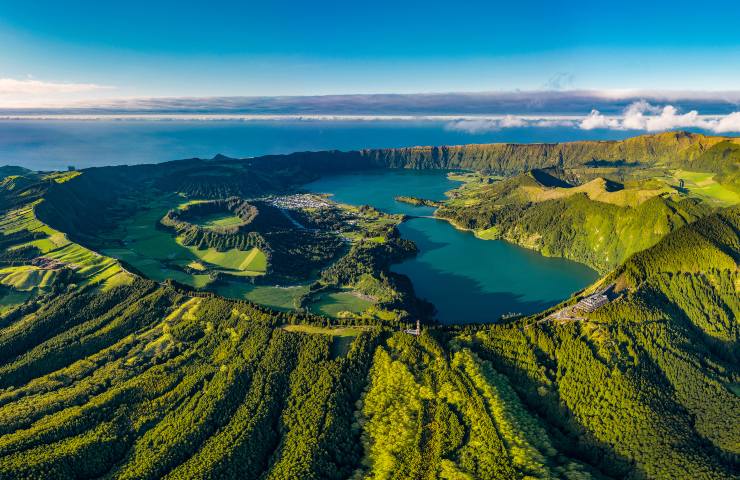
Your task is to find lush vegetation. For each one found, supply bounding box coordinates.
[0,132,738,479]
[394,196,442,207]
[364,131,740,188]
[437,169,711,272]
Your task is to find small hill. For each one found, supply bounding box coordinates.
[523,177,672,207]
[529,168,573,188]
[0,165,32,178]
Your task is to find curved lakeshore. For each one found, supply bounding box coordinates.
[306,169,598,323]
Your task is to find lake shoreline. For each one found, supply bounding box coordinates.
[308,170,599,324]
[420,212,604,274]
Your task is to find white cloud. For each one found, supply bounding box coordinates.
[622,102,708,131]
[533,119,577,127]
[445,119,500,133]
[0,77,110,95]
[712,112,740,133]
[579,101,740,133]
[499,115,527,128]
[0,77,114,108]
[445,115,546,133]
[579,110,621,130]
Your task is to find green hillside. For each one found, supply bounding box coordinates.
[437,171,712,272]
[0,205,736,479]
[363,131,740,183]
[0,133,738,479]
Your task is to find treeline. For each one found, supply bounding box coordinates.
[260,230,345,283]
[458,308,733,476]
[356,331,600,479]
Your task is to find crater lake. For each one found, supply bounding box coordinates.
[306,170,599,324]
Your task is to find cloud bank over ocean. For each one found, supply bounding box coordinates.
[3,89,740,114]
[2,90,740,133]
[445,101,740,134]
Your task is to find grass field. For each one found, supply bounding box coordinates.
[674,170,740,205]
[194,212,244,229]
[475,226,499,240]
[524,177,673,207]
[181,242,267,273]
[99,195,266,288]
[282,324,366,357]
[187,261,207,271]
[309,290,374,318]
[0,288,31,313]
[281,324,365,335]
[214,282,309,311]
[0,202,130,291]
[0,266,57,290]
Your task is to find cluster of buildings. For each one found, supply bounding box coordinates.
[574,293,609,313]
[266,194,331,210]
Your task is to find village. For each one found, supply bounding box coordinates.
[265,193,332,210]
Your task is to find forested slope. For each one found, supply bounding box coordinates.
[0,195,737,479]
[361,131,740,183]
[0,281,380,479]
[0,134,738,479]
[354,207,738,480]
[437,171,711,272]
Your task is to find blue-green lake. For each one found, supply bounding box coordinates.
[307,170,599,324]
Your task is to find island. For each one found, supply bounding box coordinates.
[394,195,443,207]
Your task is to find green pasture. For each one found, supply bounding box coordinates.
[214,282,309,311]
[674,170,740,205]
[475,226,499,240]
[182,243,266,273]
[282,323,365,358]
[98,195,266,287]
[0,266,57,290]
[194,212,244,229]
[309,290,374,318]
[0,203,129,290]
[281,324,364,336]
[0,288,31,313]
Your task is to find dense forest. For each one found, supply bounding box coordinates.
[0,132,738,479]
[436,170,711,272]
[0,205,736,479]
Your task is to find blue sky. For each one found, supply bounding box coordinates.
[0,0,739,105]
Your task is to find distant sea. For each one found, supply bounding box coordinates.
[0,119,654,171]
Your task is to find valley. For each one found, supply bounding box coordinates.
[0,131,737,479]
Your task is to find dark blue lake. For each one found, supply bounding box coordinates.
[307,170,598,324]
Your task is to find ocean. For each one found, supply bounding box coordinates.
[0,119,644,171]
